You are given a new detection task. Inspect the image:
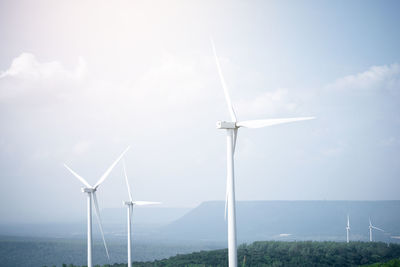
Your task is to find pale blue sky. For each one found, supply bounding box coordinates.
[0,0,399,223]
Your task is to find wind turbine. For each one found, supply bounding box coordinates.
[123,160,161,267]
[369,218,384,242]
[346,215,350,243]
[211,39,315,267]
[64,146,130,267]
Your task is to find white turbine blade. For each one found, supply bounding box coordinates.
[130,204,133,226]
[210,37,237,122]
[94,146,130,189]
[347,215,350,227]
[63,164,92,188]
[133,201,161,206]
[228,128,236,220]
[224,171,230,221]
[236,117,315,129]
[369,218,372,227]
[372,226,384,232]
[224,185,228,221]
[232,128,238,154]
[123,160,133,202]
[92,192,110,260]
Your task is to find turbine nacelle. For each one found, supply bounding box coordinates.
[123,200,161,206]
[216,121,237,129]
[82,188,96,193]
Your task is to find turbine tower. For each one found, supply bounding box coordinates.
[346,215,350,243]
[123,160,161,267]
[64,146,130,267]
[369,218,384,242]
[211,39,315,267]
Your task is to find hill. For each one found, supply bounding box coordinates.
[161,201,400,243]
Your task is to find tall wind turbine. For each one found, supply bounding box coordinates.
[211,39,315,267]
[346,215,350,243]
[64,146,130,267]
[123,160,161,267]
[369,218,384,242]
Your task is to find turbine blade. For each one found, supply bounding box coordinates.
[123,160,133,202]
[210,37,237,122]
[224,175,229,221]
[133,201,161,206]
[232,128,238,154]
[224,190,228,221]
[372,226,384,232]
[92,192,110,260]
[130,204,133,227]
[63,164,92,188]
[94,146,130,189]
[347,215,350,227]
[236,117,315,129]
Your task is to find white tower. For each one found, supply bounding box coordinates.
[122,160,160,267]
[64,146,129,267]
[369,218,384,242]
[211,39,315,267]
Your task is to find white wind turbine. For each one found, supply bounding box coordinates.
[369,218,384,242]
[346,215,350,243]
[211,39,315,267]
[64,146,130,267]
[123,160,161,267]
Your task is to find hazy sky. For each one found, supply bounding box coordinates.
[0,0,400,223]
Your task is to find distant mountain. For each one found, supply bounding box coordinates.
[0,206,190,238]
[2,201,399,243]
[160,201,400,243]
[102,206,191,225]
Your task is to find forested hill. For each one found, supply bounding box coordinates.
[161,201,400,242]
[58,241,400,267]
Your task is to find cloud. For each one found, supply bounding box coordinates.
[0,53,86,80]
[326,63,400,92]
[0,53,86,101]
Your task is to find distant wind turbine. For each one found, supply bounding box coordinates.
[346,215,350,243]
[64,146,130,267]
[369,218,384,242]
[123,160,161,267]
[211,39,315,267]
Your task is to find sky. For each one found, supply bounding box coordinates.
[0,0,400,223]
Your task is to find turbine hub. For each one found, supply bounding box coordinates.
[82,187,95,193]
[124,201,134,206]
[216,121,236,129]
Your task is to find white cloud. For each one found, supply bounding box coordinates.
[0,53,86,80]
[0,53,86,101]
[326,63,400,92]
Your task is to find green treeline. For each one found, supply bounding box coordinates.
[50,241,400,267]
[365,258,400,267]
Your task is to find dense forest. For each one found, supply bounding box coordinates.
[45,241,400,267]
